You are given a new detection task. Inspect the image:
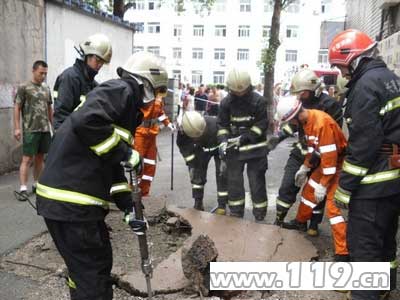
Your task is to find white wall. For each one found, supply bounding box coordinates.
[46,2,135,90]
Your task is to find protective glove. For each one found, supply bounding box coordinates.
[314,183,327,202]
[334,187,351,210]
[121,148,143,174]
[219,142,228,160]
[294,164,310,187]
[167,123,176,133]
[266,136,280,153]
[124,211,148,235]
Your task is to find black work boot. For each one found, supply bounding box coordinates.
[193,198,204,211]
[282,219,307,231]
[334,254,350,262]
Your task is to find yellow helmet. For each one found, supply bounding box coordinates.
[290,69,321,94]
[181,111,206,138]
[117,51,168,90]
[79,33,112,63]
[226,68,252,93]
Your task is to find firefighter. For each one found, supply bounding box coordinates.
[53,33,112,130]
[276,96,348,261]
[134,81,175,197]
[36,52,168,300]
[177,111,228,214]
[330,29,400,300]
[269,68,342,236]
[217,68,268,221]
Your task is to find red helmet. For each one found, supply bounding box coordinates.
[328,29,376,67]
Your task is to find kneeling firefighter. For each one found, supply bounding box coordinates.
[177,111,228,214]
[36,51,168,300]
[217,68,269,221]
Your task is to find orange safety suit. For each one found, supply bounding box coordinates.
[296,109,348,255]
[134,96,171,196]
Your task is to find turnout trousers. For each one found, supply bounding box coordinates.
[134,133,157,197]
[295,167,348,255]
[348,195,400,300]
[45,218,113,300]
[190,149,228,208]
[226,154,268,219]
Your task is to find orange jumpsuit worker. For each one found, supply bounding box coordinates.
[276,96,348,261]
[134,94,174,196]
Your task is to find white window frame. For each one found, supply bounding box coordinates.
[215,25,226,37]
[148,22,160,34]
[173,24,182,37]
[133,0,145,10]
[213,71,225,84]
[215,0,226,12]
[134,22,144,34]
[192,48,204,60]
[239,0,251,12]
[238,25,250,37]
[237,49,249,61]
[148,0,160,10]
[172,70,181,81]
[173,47,182,59]
[147,46,160,56]
[214,48,225,61]
[192,70,203,86]
[286,25,299,38]
[318,49,328,64]
[285,50,298,62]
[193,25,204,37]
[264,0,273,12]
[262,25,271,38]
[133,46,144,53]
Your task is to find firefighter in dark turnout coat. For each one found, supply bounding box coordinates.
[36,52,168,300]
[269,68,342,236]
[53,33,112,130]
[330,29,400,300]
[177,111,228,214]
[217,68,269,221]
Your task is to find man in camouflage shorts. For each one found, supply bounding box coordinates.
[14,60,53,201]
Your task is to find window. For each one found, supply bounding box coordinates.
[318,49,328,64]
[172,70,181,81]
[192,48,204,60]
[321,4,325,13]
[238,25,250,37]
[285,50,298,62]
[192,71,203,86]
[264,0,273,12]
[239,0,251,12]
[133,0,145,10]
[173,47,182,59]
[133,46,144,53]
[174,24,182,37]
[213,71,225,84]
[147,46,160,56]
[148,22,160,34]
[215,25,226,37]
[215,0,226,12]
[286,25,298,38]
[193,25,204,37]
[214,48,225,60]
[262,25,271,38]
[148,0,160,10]
[287,0,300,13]
[134,22,144,33]
[237,49,249,61]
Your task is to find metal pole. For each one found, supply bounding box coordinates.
[170,132,174,190]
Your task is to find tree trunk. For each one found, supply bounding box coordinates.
[263,0,283,134]
[113,0,125,18]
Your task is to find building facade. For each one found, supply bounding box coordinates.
[125,0,345,87]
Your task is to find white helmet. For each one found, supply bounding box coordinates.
[290,69,321,94]
[181,111,206,138]
[226,68,252,93]
[117,51,168,90]
[79,33,112,63]
[276,95,302,123]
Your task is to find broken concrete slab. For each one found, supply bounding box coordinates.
[181,234,218,296]
[121,206,318,296]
